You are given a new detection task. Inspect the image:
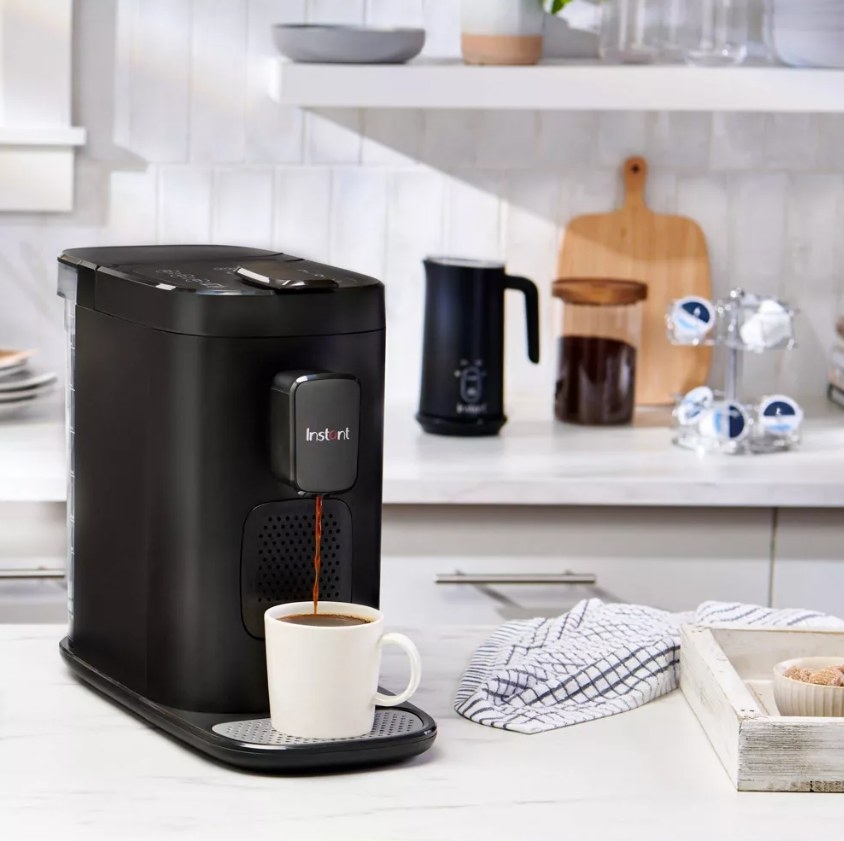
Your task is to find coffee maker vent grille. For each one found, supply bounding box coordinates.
[211,710,422,746]
[240,499,353,638]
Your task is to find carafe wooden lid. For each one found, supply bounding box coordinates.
[552,278,648,306]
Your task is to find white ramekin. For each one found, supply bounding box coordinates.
[773,656,844,717]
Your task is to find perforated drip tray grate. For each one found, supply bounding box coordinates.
[60,637,437,773]
[212,710,422,747]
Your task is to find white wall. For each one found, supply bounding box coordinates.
[1,0,842,406]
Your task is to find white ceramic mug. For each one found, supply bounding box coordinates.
[264,601,422,739]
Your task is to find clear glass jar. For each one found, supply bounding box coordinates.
[599,0,663,64]
[659,0,687,62]
[553,278,648,426]
[684,0,748,66]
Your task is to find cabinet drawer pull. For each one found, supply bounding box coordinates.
[435,573,597,586]
[0,568,65,580]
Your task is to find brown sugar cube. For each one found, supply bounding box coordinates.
[784,666,812,682]
[807,667,844,687]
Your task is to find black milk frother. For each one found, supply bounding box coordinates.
[417,257,540,436]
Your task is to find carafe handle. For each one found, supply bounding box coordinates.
[504,275,540,364]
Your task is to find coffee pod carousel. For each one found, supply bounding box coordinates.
[667,289,802,455]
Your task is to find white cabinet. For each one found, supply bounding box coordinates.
[771,510,844,616]
[380,505,774,624]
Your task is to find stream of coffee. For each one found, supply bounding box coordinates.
[312,494,324,614]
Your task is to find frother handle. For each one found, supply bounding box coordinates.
[505,275,540,364]
[373,633,422,707]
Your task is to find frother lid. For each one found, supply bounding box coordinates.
[59,246,384,338]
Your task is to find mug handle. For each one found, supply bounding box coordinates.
[373,633,422,707]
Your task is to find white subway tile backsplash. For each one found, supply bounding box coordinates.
[559,169,621,222]
[362,110,424,166]
[126,0,192,163]
[476,111,539,168]
[385,168,446,290]
[777,283,839,398]
[785,174,844,286]
[650,113,712,171]
[536,112,599,169]
[306,0,364,24]
[710,113,769,171]
[421,110,479,168]
[766,115,821,172]
[212,167,274,247]
[273,166,332,258]
[596,112,652,169]
[727,173,788,291]
[104,170,158,245]
[443,170,503,261]
[384,168,446,401]
[504,170,561,398]
[330,168,389,279]
[245,0,306,163]
[366,0,424,27]
[158,167,213,244]
[422,0,461,57]
[818,115,844,172]
[306,109,363,164]
[676,175,729,293]
[190,0,248,163]
[645,171,677,214]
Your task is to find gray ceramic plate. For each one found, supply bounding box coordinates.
[273,24,425,64]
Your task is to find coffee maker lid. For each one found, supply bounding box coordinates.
[59,245,384,338]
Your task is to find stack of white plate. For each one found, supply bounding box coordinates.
[0,350,58,419]
[772,0,844,68]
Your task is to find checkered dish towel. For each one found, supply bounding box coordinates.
[455,600,844,734]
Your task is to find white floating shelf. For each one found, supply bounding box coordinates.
[269,59,844,112]
[0,126,86,146]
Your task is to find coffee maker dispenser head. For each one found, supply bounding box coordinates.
[270,372,360,495]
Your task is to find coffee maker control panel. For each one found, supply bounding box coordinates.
[270,372,360,495]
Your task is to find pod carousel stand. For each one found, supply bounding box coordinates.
[60,638,437,773]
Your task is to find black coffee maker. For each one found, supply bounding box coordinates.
[57,245,435,772]
[417,258,540,436]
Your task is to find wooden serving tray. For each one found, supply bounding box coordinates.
[681,625,844,792]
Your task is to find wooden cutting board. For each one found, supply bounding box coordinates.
[557,157,712,406]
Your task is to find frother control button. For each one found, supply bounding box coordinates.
[459,367,483,404]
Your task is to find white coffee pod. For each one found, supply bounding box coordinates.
[739,299,792,351]
[669,296,715,343]
[698,400,749,442]
[758,395,803,437]
[675,386,714,426]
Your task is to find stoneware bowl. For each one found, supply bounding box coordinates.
[773,656,844,717]
[273,25,425,64]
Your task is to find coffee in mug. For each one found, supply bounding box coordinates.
[264,601,422,739]
[279,613,371,628]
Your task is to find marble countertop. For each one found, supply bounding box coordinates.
[2,400,843,507]
[382,401,844,507]
[1,624,842,841]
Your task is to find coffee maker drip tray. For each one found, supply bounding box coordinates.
[60,638,436,773]
[212,710,420,745]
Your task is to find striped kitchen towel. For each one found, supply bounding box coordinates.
[455,599,844,733]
